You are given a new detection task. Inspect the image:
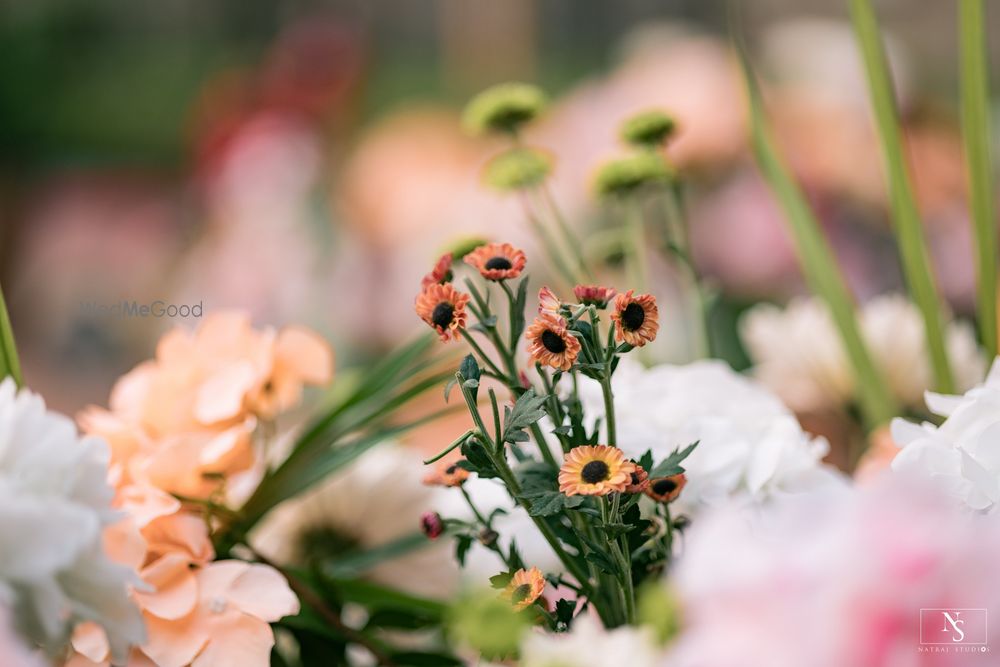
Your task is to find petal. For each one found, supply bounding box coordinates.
[275,326,333,386]
[143,513,214,565]
[141,610,208,667]
[136,553,199,620]
[192,612,275,667]
[195,561,251,601]
[71,622,110,662]
[195,362,257,425]
[226,563,299,621]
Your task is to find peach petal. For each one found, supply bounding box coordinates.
[141,611,208,667]
[195,362,258,425]
[103,518,146,571]
[71,622,110,662]
[198,424,254,470]
[191,611,275,667]
[137,553,200,620]
[118,485,181,528]
[275,326,334,386]
[225,563,299,621]
[143,513,214,564]
[196,561,251,600]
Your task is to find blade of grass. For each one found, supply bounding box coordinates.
[0,285,22,386]
[849,0,955,393]
[739,54,898,429]
[959,0,997,359]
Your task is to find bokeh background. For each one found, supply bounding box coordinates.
[2,0,999,419]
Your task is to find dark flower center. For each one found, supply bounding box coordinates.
[445,464,458,475]
[541,329,567,353]
[431,302,455,329]
[581,460,611,484]
[485,256,513,271]
[511,583,533,604]
[652,478,677,496]
[630,472,641,485]
[621,302,646,331]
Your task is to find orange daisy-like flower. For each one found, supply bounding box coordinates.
[421,252,454,288]
[624,463,650,494]
[526,314,581,371]
[415,283,470,342]
[422,460,471,487]
[537,285,562,315]
[611,290,659,347]
[464,242,527,281]
[558,445,636,497]
[573,284,617,309]
[503,567,546,611]
[645,474,686,503]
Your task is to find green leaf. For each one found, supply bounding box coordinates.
[554,598,577,629]
[650,441,699,478]
[585,549,620,576]
[0,285,22,387]
[738,49,898,430]
[390,651,463,666]
[364,608,440,631]
[959,0,997,359]
[459,438,500,479]
[523,489,584,517]
[323,532,430,579]
[502,389,548,444]
[455,534,474,566]
[849,0,955,394]
[489,571,514,589]
[326,578,449,617]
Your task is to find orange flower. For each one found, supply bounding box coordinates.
[526,314,581,371]
[422,460,471,487]
[558,445,635,497]
[611,290,659,347]
[537,285,562,315]
[624,463,650,494]
[464,242,527,281]
[645,474,686,503]
[573,284,617,309]
[421,253,454,288]
[503,567,546,611]
[415,283,470,342]
[249,326,334,420]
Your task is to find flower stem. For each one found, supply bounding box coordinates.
[623,197,649,294]
[662,184,713,359]
[599,375,617,447]
[539,184,593,282]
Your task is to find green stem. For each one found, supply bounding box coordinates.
[623,197,649,293]
[461,330,508,381]
[663,185,713,359]
[959,0,998,360]
[600,375,617,447]
[422,430,474,464]
[850,0,955,394]
[539,184,593,282]
[520,193,578,287]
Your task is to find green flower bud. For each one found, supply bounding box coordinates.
[448,591,530,660]
[462,82,547,136]
[593,153,671,198]
[483,147,552,191]
[443,236,491,261]
[637,584,682,645]
[621,110,676,148]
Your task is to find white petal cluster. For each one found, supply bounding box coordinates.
[520,613,660,667]
[892,358,1000,512]
[578,359,845,513]
[741,294,984,413]
[0,379,142,659]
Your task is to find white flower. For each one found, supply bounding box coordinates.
[891,358,1000,512]
[0,378,143,659]
[520,613,661,667]
[250,444,460,598]
[0,605,43,667]
[741,294,985,413]
[578,359,844,513]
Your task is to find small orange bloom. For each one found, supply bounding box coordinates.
[422,460,471,487]
[503,567,546,611]
[526,314,581,371]
[558,445,635,497]
[624,463,650,494]
[645,474,686,503]
[421,253,454,288]
[415,283,471,342]
[537,285,562,315]
[611,290,659,347]
[573,284,617,309]
[464,243,527,281]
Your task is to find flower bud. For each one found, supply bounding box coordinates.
[420,511,445,539]
[483,146,552,192]
[594,153,671,198]
[462,82,547,136]
[621,110,676,148]
[478,528,499,548]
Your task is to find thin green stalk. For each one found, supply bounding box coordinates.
[663,186,713,359]
[850,0,955,393]
[623,197,649,293]
[423,430,474,464]
[739,52,899,430]
[520,194,578,287]
[461,331,507,380]
[539,185,593,282]
[0,285,22,387]
[599,375,617,446]
[959,0,997,359]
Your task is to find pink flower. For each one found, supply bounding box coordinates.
[668,477,1000,667]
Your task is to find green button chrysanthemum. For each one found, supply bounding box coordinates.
[620,110,676,148]
[593,153,671,198]
[462,82,547,136]
[483,146,552,191]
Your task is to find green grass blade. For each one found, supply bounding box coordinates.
[849,0,956,393]
[960,0,997,359]
[740,54,899,429]
[0,284,23,387]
